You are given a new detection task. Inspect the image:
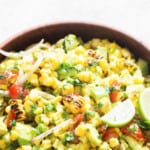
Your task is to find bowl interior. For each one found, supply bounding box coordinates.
[0,23,150,62]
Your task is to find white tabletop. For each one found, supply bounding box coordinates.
[0,0,150,48]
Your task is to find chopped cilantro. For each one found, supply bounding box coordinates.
[11,120,16,126]
[45,104,56,113]
[0,74,6,79]
[97,102,103,109]
[84,111,95,121]
[62,111,69,120]
[62,132,74,145]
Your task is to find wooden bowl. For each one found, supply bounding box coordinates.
[0,22,150,62]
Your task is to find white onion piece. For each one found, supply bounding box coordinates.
[30,89,55,99]
[16,56,43,84]
[0,90,9,96]
[32,119,73,142]
[0,49,22,58]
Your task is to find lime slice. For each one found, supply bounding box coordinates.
[138,88,150,124]
[101,99,135,127]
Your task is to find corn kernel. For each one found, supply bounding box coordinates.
[41,139,51,149]
[10,130,18,141]
[0,139,6,149]
[109,138,119,148]
[34,107,43,114]
[40,114,50,125]
[27,73,39,86]
[24,100,33,112]
[78,71,91,82]
[61,84,74,95]
[99,97,111,114]
[75,46,85,55]
[5,106,11,113]
[75,124,86,136]
[99,142,111,150]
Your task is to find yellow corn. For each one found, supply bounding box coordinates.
[0,139,6,149]
[109,138,119,148]
[61,84,74,95]
[77,71,91,82]
[41,139,51,149]
[10,130,18,141]
[27,73,39,86]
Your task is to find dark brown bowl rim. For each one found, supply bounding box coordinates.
[0,21,150,56]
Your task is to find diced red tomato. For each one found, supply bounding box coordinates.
[5,109,16,128]
[9,84,23,99]
[109,90,119,102]
[111,80,120,87]
[69,114,84,131]
[74,114,84,123]
[23,88,29,98]
[121,122,145,141]
[102,127,119,141]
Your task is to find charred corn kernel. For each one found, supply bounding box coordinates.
[10,130,18,141]
[0,139,6,150]
[34,107,43,114]
[41,139,51,149]
[24,100,33,112]
[62,84,74,95]
[121,48,131,58]
[27,73,39,86]
[109,138,119,148]
[78,71,91,82]
[75,123,86,136]
[99,142,111,150]
[99,97,111,114]
[75,46,85,55]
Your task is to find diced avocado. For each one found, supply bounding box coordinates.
[85,124,101,147]
[137,58,149,76]
[90,86,108,103]
[12,123,38,145]
[0,117,8,136]
[57,63,78,80]
[96,46,108,59]
[124,136,143,150]
[36,123,48,134]
[63,34,82,53]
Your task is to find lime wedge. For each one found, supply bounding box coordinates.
[138,88,150,124]
[101,99,135,127]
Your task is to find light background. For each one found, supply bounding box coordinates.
[0,0,150,48]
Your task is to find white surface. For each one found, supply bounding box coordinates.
[0,0,150,47]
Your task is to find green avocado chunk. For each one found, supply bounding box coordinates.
[124,136,143,150]
[137,58,149,76]
[12,123,38,145]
